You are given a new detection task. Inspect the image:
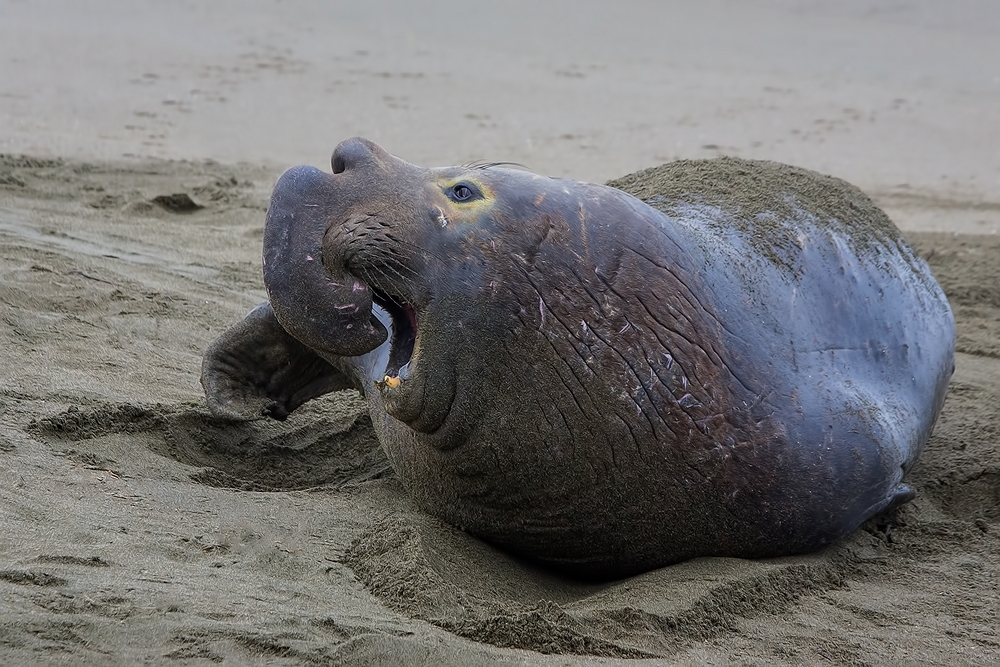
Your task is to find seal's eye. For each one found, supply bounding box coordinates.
[447,182,482,203]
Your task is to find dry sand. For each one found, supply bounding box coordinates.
[1,1,998,664]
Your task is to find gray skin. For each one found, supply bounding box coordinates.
[202,137,955,580]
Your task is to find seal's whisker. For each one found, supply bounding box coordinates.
[383,235,449,264]
[375,250,424,282]
[378,262,417,289]
[462,160,527,171]
[362,263,413,303]
[354,264,385,291]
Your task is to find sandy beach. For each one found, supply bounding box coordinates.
[2,2,998,664]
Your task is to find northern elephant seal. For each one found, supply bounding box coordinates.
[202,137,955,579]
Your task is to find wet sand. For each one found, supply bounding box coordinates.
[1,2,998,664]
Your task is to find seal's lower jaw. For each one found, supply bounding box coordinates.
[372,293,453,434]
[373,294,417,381]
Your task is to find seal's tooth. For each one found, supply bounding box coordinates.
[383,375,401,388]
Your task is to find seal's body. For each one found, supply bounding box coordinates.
[202,138,954,578]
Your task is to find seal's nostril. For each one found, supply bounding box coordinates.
[331,137,376,175]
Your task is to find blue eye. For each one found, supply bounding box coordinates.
[448,182,481,202]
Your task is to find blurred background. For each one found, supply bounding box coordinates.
[2,0,998,227]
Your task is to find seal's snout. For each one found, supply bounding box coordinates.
[331,136,384,174]
[263,163,388,358]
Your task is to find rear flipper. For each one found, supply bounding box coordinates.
[201,302,357,421]
[865,484,916,523]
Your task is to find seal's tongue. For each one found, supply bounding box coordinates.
[262,165,388,357]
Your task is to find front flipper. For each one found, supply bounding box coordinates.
[201,302,357,421]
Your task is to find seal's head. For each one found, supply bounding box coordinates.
[264,136,607,438]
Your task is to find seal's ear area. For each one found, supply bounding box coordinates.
[201,302,357,421]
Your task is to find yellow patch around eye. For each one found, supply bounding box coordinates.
[439,178,495,208]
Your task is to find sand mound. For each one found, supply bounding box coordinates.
[31,398,388,492]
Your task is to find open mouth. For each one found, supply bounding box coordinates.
[371,290,417,382]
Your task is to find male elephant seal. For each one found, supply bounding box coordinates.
[202,137,954,579]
